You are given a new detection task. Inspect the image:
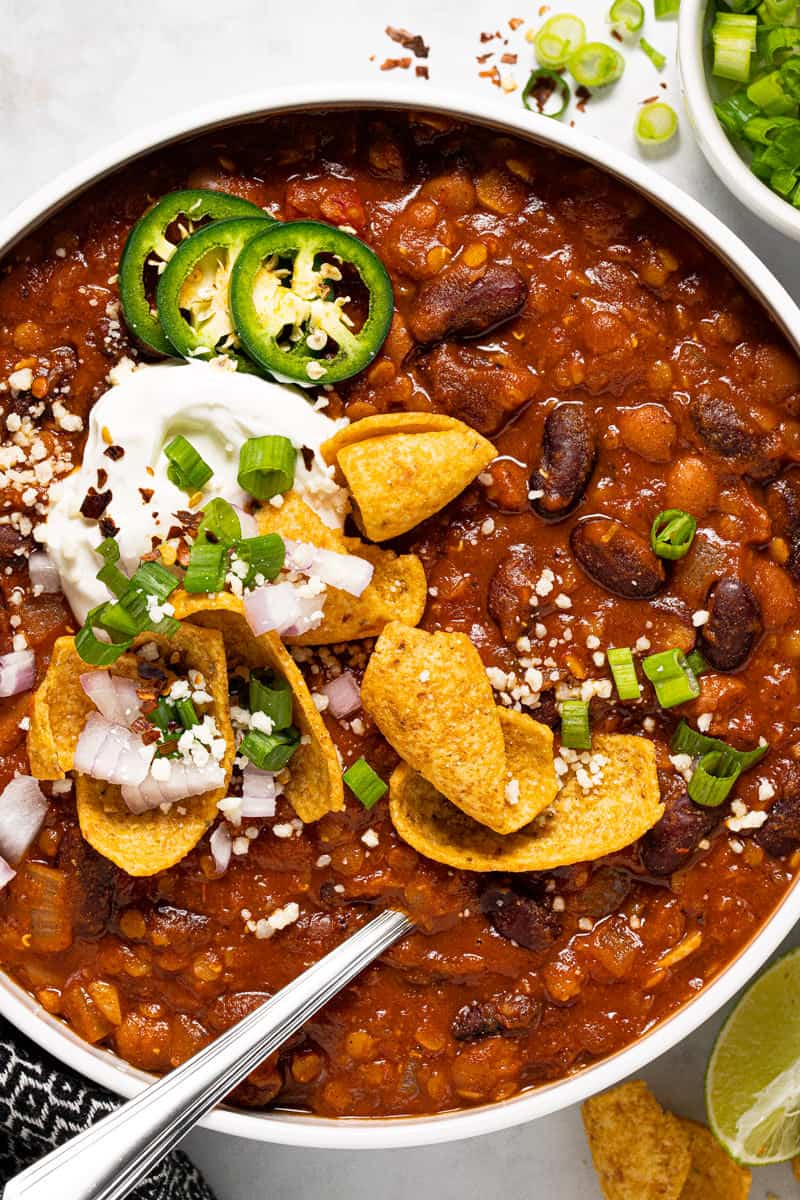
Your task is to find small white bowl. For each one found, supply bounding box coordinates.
[679,0,800,241]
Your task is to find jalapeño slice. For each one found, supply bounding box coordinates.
[118,188,268,356]
[156,217,269,364]
[229,220,394,385]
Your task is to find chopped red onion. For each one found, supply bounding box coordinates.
[0,856,15,890]
[28,551,61,594]
[80,671,143,727]
[244,581,325,638]
[210,822,232,875]
[74,713,155,787]
[322,671,362,719]
[241,764,279,818]
[0,650,35,698]
[121,759,226,813]
[0,776,48,865]
[284,540,373,597]
[231,504,259,539]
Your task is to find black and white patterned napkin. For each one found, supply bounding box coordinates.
[0,1016,217,1199]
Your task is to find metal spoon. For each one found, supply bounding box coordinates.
[4,907,412,1200]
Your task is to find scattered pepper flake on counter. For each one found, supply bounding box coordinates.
[385,26,429,58]
[380,57,412,71]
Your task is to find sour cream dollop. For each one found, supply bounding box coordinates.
[42,360,348,622]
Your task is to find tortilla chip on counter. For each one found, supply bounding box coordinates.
[321,412,496,541]
[29,626,234,877]
[582,1082,692,1200]
[388,733,661,871]
[362,622,552,834]
[256,491,426,643]
[179,603,343,823]
[677,1119,751,1200]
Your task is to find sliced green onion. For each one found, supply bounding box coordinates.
[533,13,586,68]
[183,540,227,594]
[650,509,696,560]
[567,42,625,88]
[240,726,300,772]
[607,647,641,701]
[522,68,571,118]
[654,0,680,16]
[343,757,388,809]
[712,12,757,83]
[635,100,678,144]
[640,37,667,71]
[249,669,293,731]
[560,699,592,750]
[742,114,800,145]
[238,435,296,501]
[747,70,796,116]
[724,0,761,9]
[75,603,132,665]
[760,0,799,21]
[642,649,700,708]
[234,533,285,586]
[779,57,800,102]
[102,586,179,640]
[688,750,742,807]
[714,90,761,137]
[128,561,179,603]
[670,719,768,771]
[759,25,800,64]
[685,649,709,677]
[164,435,213,492]
[148,697,177,734]
[609,0,644,35]
[175,697,199,729]
[197,497,241,547]
[95,539,130,598]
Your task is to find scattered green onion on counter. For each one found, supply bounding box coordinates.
[654,0,681,17]
[522,68,572,118]
[640,36,667,70]
[568,42,626,87]
[533,13,587,67]
[609,0,645,36]
[635,99,678,143]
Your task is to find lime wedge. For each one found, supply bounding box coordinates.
[706,946,800,1165]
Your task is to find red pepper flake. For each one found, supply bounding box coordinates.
[380,57,412,71]
[575,85,591,112]
[642,95,659,104]
[103,444,124,461]
[480,31,497,43]
[660,81,668,90]
[96,468,108,489]
[480,65,502,87]
[501,52,518,64]
[538,5,550,15]
[385,26,429,58]
[509,17,524,30]
[476,51,494,63]
[416,65,429,79]
[80,489,112,520]
[99,516,119,539]
[139,487,155,504]
[611,29,623,42]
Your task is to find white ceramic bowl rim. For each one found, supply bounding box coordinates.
[3,81,800,1150]
[679,0,800,242]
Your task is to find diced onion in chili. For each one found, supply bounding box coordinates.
[688,750,742,807]
[522,69,571,119]
[609,0,644,36]
[607,647,641,701]
[343,757,387,809]
[0,856,15,891]
[322,671,361,719]
[80,670,143,727]
[28,551,61,594]
[244,581,326,638]
[642,649,700,708]
[651,508,696,558]
[209,822,232,876]
[0,776,48,866]
[712,12,757,83]
[249,670,293,731]
[122,759,226,812]
[567,42,625,88]
[239,727,300,772]
[74,713,155,787]
[560,699,592,750]
[184,540,227,594]
[237,435,296,501]
[241,764,280,818]
[654,0,680,15]
[0,649,35,698]
[671,718,768,771]
[639,38,667,72]
[283,539,374,597]
[230,504,259,539]
[532,13,586,67]
[164,434,213,492]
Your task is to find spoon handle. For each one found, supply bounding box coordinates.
[4,908,412,1200]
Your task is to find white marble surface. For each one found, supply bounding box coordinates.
[3,1,800,1195]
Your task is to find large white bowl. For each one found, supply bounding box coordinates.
[679,0,800,242]
[3,82,800,1150]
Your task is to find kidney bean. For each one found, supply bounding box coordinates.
[574,867,632,918]
[530,403,596,522]
[640,771,719,876]
[451,992,541,1041]
[698,576,763,671]
[766,467,800,537]
[419,343,536,436]
[570,516,665,599]
[754,775,800,858]
[480,887,561,952]
[488,545,539,642]
[691,392,772,478]
[408,260,528,345]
